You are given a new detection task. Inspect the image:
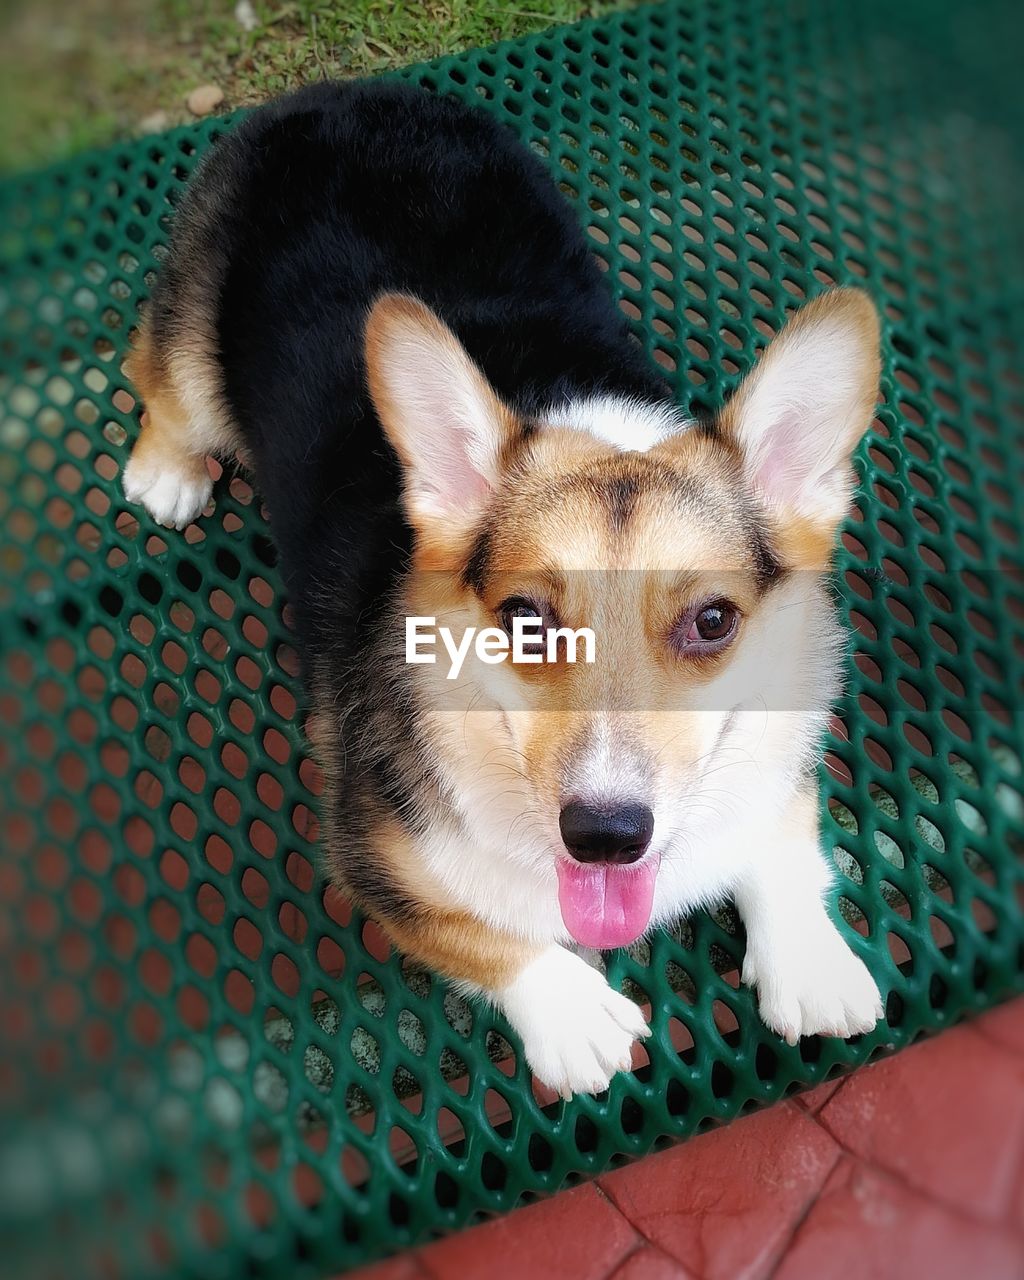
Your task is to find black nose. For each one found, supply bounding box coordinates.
[559,801,654,865]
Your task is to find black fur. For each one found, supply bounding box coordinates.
[155,79,669,653]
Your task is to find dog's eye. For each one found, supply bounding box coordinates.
[672,599,739,654]
[497,596,553,636]
[693,603,736,641]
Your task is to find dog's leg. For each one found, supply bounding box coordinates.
[499,945,649,1097]
[383,910,649,1098]
[732,787,883,1044]
[121,319,217,529]
[123,404,213,530]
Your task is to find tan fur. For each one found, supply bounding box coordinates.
[774,514,838,571]
[400,425,769,818]
[122,320,211,486]
[309,671,538,989]
[124,287,240,473]
[374,824,539,992]
[384,903,538,991]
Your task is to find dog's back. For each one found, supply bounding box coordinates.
[138,81,665,645]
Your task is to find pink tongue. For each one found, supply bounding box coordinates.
[556,854,661,949]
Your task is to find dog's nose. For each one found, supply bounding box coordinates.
[559,801,654,865]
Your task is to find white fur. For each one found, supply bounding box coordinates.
[733,833,884,1043]
[122,453,212,529]
[542,394,691,453]
[570,716,652,804]
[498,945,650,1098]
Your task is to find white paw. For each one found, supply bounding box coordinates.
[743,918,883,1045]
[500,946,649,1098]
[123,454,212,529]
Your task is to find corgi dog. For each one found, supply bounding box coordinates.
[123,80,883,1097]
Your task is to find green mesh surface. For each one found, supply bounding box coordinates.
[2,1,1023,1276]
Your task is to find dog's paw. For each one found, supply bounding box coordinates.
[743,919,883,1045]
[501,946,649,1098]
[123,453,212,529]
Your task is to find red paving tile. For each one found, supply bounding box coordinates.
[817,1023,1024,1221]
[349,997,1024,1280]
[417,1182,637,1280]
[1015,1157,1024,1234]
[791,1076,846,1115]
[608,1246,694,1279]
[972,1002,1024,1058]
[773,1159,1023,1280]
[352,1258,427,1280]
[598,1103,839,1280]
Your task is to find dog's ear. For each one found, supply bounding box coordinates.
[717,288,881,544]
[365,294,517,541]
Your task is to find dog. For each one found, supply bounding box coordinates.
[123,80,883,1097]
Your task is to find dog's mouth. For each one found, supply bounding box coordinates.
[555,852,661,950]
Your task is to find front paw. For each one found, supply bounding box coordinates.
[123,453,213,529]
[743,919,883,1046]
[501,947,649,1098]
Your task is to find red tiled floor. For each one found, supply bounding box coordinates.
[608,1246,694,1279]
[973,1001,1024,1059]
[1015,1155,1024,1234]
[356,1258,428,1280]
[419,1182,637,1280]
[774,1159,1023,1280]
[791,1077,845,1115]
[817,1024,1024,1221]
[597,1104,839,1280]
[348,998,1024,1280]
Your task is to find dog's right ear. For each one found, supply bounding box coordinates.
[364,294,518,545]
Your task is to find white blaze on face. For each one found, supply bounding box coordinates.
[566,716,652,810]
[542,395,692,453]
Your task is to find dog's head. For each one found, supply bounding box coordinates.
[365,290,880,947]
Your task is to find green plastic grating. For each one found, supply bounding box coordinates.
[1,0,1022,1276]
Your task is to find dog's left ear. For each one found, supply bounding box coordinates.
[717,288,881,543]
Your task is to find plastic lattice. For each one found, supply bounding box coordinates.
[1,1,1022,1277]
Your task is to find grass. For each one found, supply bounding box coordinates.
[0,0,627,174]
